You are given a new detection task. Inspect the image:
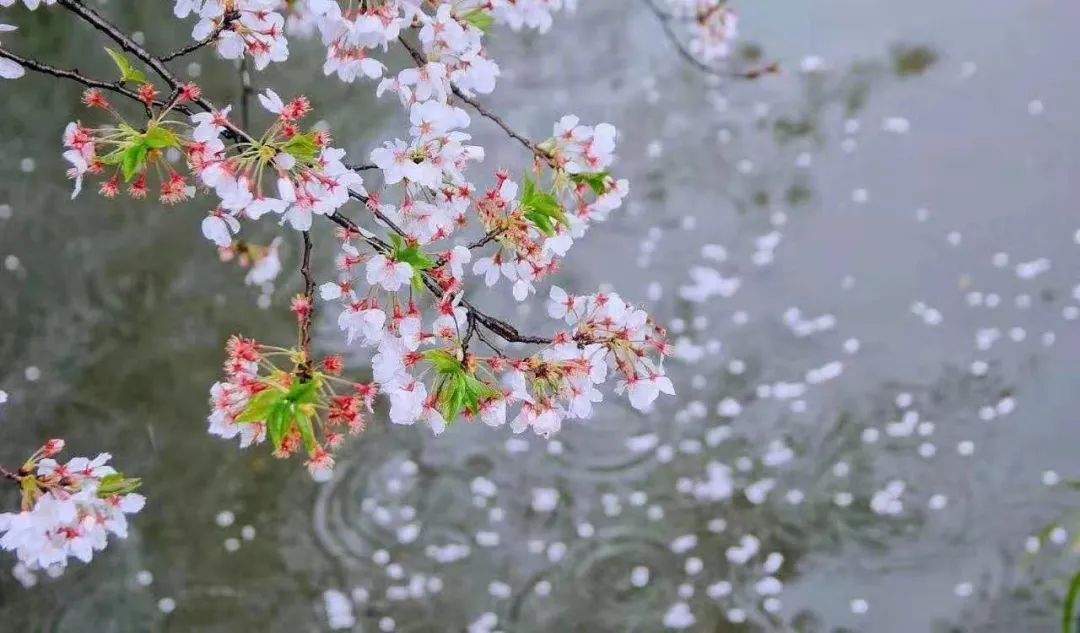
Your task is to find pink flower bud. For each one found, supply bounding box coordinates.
[42,438,66,457]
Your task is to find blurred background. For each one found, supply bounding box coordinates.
[2,0,1080,631]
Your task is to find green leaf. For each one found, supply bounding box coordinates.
[392,240,436,272]
[570,171,610,196]
[524,210,556,236]
[294,408,318,456]
[144,124,180,150]
[236,387,286,423]
[1064,570,1080,633]
[284,378,321,406]
[97,473,142,497]
[463,374,500,405]
[281,133,319,162]
[520,176,568,236]
[97,149,127,166]
[104,47,148,85]
[437,374,468,423]
[461,9,494,32]
[121,142,148,182]
[266,403,291,451]
[423,349,464,374]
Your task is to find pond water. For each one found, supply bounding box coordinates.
[1,1,1080,631]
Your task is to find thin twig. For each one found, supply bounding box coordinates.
[474,327,506,358]
[57,0,256,143]
[462,312,477,353]
[0,47,185,112]
[298,231,316,377]
[643,0,779,80]
[396,35,552,163]
[345,162,379,172]
[159,23,225,62]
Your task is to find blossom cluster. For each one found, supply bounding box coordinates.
[174,0,289,69]
[207,334,376,481]
[196,89,366,234]
[663,0,739,62]
[4,0,680,486]
[0,440,144,571]
[166,0,578,83]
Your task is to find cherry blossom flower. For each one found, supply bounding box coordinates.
[0,442,144,572]
[202,210,241,247]
[492,0,577,34]
[337,302,386,346]
[182,0,290,69]
[365,254,413,292]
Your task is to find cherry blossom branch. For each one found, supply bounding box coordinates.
[159,19,231,62]
[58,0,186,90]
[0,47,183,112]
[52,0,555,349]
[344,162,379,171]
[450,85,552,161]
[297,230,316,378]
[396,35,551,163]
[56,0,257,143]
[643,0,778,80]
[0,464,20,482]
[328,204,552,346]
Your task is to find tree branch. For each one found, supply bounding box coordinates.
[298,230,316,378]
[643,0,779,80]
[49,0,554,348]
[57,0,256,143]
[159,21,227,62]
[396,35,552,164]
[0,47,184,112]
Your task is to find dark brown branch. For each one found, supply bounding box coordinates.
[159,24,225,62]
[462,312,477,353]
[59,0,186,90]
[0,47,185,112]
[345,162,379,172]
[450,86,550,161]
[298,231,316,378]
[57,0,256,142]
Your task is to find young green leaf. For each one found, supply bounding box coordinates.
[521,176,568,236]
[294,408,318,456]
[461,10,494,32]
[423,349,464,374]
[284,378,321,406]
[144,124,180,150]
[281,133,319,162]
[121,142,149,182]
[266,404,291,451]
[236,387,286,424]
[104,47,148,85]
[96,473,142,497]
[437,374,469,423]
[570,171,611,196]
